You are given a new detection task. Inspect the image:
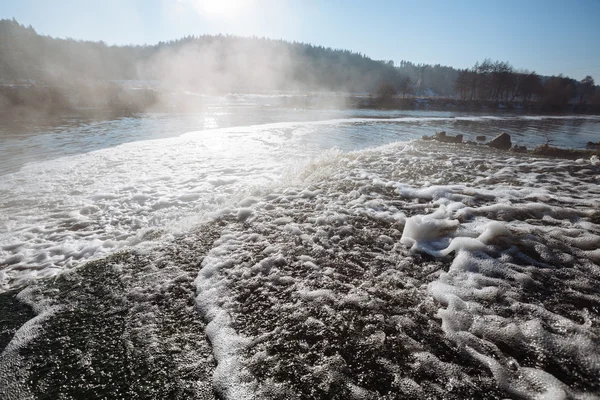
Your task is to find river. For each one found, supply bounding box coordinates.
[1,102,599,399]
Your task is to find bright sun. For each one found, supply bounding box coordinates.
[179,0,253,18]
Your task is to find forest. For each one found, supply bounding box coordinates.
[0,18,598,113]
[453,60,597,111]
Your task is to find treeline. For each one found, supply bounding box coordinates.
[454,59,598,111]
[0,19,400,93]
[0,82,160,114]
[1,18,598,113]
[395,60,459,97]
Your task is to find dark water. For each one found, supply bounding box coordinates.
[1,107,599,176]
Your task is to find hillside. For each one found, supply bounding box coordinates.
[0,19,598,113]
[0,19,402,93]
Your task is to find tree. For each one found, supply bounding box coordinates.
[489,61,513,101]
[375,82,397,104]
[519,72,542,102]
[454,69,469,99]
[398,76,413,98]
[579,75,595,104]
[540,75,577,109]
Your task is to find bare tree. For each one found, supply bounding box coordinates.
[454,69,469,99]
[519,72,542,102]
[398,76,413,98]
[375,82,397,105]
[541,75,577,109]
[579,75,595,104]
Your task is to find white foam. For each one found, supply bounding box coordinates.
[2,120,348,291]
[404,199,600,399]
[184,138,600,397]
[400,205,459,252]
[194,229,266,399]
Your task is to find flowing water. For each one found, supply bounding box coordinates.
[1,101,599,399]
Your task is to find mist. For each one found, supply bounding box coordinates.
[1,20,408,117]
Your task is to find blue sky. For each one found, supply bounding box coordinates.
[1,0,599,80]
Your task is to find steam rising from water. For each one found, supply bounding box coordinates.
[138,38,295,93]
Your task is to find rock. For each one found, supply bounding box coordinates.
[488,132,512,150]
[511,145,527,153]
[435,131,463,144]
[422,131,463,144]
[476,135,486,142]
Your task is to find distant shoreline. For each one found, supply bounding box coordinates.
[2,84,600,117]
[420,132,600,161]
[351,95,600,114]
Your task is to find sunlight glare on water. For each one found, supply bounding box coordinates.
[1,105,600,290]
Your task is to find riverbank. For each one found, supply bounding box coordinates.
[354,95,600,114]
[421,130,600,162]
[2,84,600,116]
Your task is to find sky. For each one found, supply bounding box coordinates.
[1,0,599,80]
